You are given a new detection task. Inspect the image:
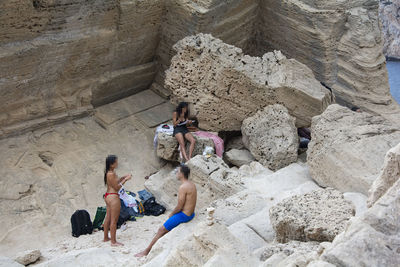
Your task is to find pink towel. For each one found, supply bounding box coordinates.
[193,131,224,157]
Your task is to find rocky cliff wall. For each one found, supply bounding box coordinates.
[257,0,400,124]
[0,0,163,137]
[1,0,398,138]
[152,0,259,97]
[380,0,400,60]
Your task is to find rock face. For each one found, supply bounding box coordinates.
[161,222,261,266]
[320,177,400,267]
[0,0,163,138]
[225,149,254,167]
[241,104,299,171]
[15,250,41,266]
[307,104,400,194]
[145,155,244,210]
[380,0,400,59]
[156,132,215,162]
[368,142,400,207]
[269,188,355,243]
[257,0,400,124]
[166,34,332,130]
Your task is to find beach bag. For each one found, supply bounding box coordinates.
[119,187,138,208]
[92,207,107,230]
[143,197,166,216]
[71,210,93,237]
[117,203,131,227]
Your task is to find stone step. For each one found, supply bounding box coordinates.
[94,89,166,126]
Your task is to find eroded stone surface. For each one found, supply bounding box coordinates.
[368,142,400,207]
[270,188,355,243]
[165,34,332,131]
[307,104,400,194]
[156,132,215,162]
[380,0,400,59]
[241,104,299,171]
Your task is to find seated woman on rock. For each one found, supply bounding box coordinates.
[173,102,196,162]
[103,155,132,246]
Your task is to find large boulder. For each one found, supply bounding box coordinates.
[368,142,400,207]
[225,148,254,167]
[241,104,299,171]
[320,176,400,267]
[307,104,400,194]
[156,132,215,162]
[145,155,244,210]
[161,222,261,266]
[269,188,355,243]
[165,33,332,131]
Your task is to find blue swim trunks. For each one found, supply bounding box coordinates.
[163,211,195,231]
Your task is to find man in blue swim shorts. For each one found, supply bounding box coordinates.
[135,164,197,257]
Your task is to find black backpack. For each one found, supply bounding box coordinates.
[71,210,93,237]
[143,197,166,216]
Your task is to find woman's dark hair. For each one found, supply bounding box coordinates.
[176,102,189,119]
[104,155,118,185]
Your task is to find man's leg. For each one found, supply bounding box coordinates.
[135,225,169,257]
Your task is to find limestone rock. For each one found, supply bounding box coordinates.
[238,161,272,177]
[307,104,400,194]
[257,0,400,124]
[0,0,163,138]
[165,34,332,131]
[368,142,400,207]
[225,149,254,167]
[0,256,23,267]
[162,222,261,266]
[320,178,400,267]
[270,188,355,242]
[343,192,368,217]
[380,0,400,59]
[225,136,245,151]
[241,104,299,170]
[145,155,243,210]
[259,241,320,264]
[156,132,215,162]
[14,250,41,266]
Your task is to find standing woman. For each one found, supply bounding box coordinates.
[103,155,131,246]
[173,102,196,162]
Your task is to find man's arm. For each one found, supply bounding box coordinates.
[169,186,186,217]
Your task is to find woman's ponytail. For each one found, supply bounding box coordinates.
[104,155,117,185]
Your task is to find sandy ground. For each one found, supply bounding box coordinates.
[0,111,169,258]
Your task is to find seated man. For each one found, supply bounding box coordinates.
[135,164,197,257]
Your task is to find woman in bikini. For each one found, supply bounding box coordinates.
[103,155,132,246]
[173,102,196,162]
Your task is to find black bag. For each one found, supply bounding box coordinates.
[143,197,166,216]
[118,199,135,227]
[71,210,93,237]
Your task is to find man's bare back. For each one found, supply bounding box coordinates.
[180,180,197,216]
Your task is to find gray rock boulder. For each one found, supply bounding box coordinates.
[241,104,299,171]
[165,33,332,131]
[320,177,400,267]
[307,104,400,194]
[225,149,255,167]
[156,132,215,162]
[270,188,355,243]
[15,250,41,266]
[368,142,400,207]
